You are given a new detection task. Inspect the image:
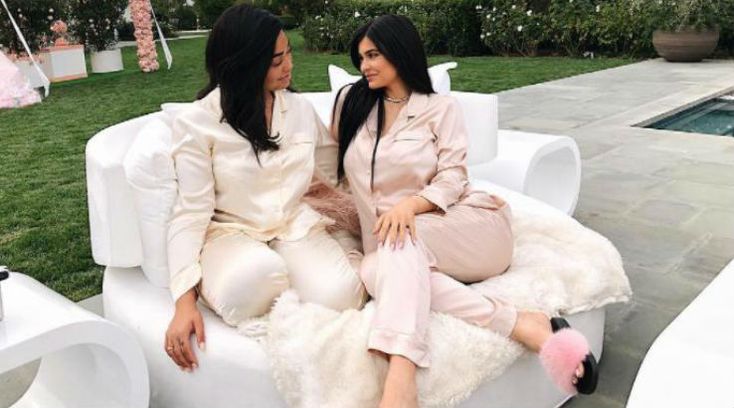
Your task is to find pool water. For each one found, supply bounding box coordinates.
[647,96,734,136]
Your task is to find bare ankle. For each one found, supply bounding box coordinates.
[510,311,552,352]
[380,355,419,408]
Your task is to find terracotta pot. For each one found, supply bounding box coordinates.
[653,29,719,62]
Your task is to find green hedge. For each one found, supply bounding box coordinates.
[481,0,733,57]
[302,0,491,56]
[303,0,734,58]
[0,0,66,54]
[196,0,236,28]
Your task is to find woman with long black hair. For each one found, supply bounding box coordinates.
[163,4,366,372]
[333,15,598,406]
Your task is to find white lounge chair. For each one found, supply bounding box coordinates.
[85,90,597,408]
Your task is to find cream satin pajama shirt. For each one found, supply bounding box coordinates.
[168,88,365,326]
[337,90,517,368]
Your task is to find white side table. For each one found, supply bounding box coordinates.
[0,272,149,408]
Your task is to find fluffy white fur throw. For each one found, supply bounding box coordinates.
[238,201,631,408]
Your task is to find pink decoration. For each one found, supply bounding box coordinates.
[129,0,159,72]
[539,328,590,395]
[0,50,42,109]
[50,20,69,46]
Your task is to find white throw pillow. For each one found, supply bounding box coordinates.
[428,61,457,95]
[328,65,361,94]
[160,102,192,127]
[122,117,177,288]
[451,91,498,165]
[327,62,457,95]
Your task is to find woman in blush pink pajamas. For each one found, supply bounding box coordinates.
[332,15,599,407]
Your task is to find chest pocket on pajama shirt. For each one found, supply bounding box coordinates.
[389,131,436,166]
[380,130,438,187]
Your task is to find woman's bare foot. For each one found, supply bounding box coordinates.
[510,311,585,385]
[379,355,419,408]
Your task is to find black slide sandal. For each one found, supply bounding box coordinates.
[550,317,599,394]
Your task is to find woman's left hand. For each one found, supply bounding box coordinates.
[373,196,422,248]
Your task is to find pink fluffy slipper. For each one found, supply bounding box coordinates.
[539,317,599,394]
[539,328,590,394]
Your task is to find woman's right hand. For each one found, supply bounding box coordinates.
[165,289,206,371]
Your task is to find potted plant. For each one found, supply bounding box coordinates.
[70,0,127,73]
[652,0,720,62]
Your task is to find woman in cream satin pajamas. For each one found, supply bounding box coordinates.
[334,15,597,407]
[169,87,364,323]
[163,5,365,373]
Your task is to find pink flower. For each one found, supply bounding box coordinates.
[130,0,159,72]
[50,20,68,34]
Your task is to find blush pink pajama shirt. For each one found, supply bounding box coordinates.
[338,90,517,368]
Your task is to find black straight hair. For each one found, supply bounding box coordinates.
[335,14,435,182]
[197,4,283,161]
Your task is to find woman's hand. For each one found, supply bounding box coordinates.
[373,196,434,248]
[165,289,206,372]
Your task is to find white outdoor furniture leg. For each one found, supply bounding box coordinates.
[626,259,734,408]
[0,273,149,408]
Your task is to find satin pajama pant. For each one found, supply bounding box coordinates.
[360,205,516,368]
[198,226,367,326]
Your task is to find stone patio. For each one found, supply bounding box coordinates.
[496,58,734,407]
[2,58,733,407]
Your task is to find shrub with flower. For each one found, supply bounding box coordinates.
[0,0,64,55]
[68,0,126,52]
[547,0,597,56]
[479,0,547,56]
[221,0,732,58]
[302,0,491,56]
[654,0,721,32]
[592,0,661,57]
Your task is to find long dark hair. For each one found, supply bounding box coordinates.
[335,14,434,182]
[197,4,283,160]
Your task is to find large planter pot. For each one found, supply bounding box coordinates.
[39,45,88,82]
[653,29,719,62]
[91,48,124,73]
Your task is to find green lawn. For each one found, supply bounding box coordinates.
[0,31,632,301]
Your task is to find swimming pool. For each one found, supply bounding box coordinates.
[647,95,734,136]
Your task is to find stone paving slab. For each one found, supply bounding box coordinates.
[498,57,734,407]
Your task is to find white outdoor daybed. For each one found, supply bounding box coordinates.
[85,80,611,408]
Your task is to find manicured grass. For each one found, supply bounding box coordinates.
[0,31,632,301]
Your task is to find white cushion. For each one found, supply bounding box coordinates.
[160,102,192,127]
[86,113,161,268]
[122,117,176,288]
[327,65,360,94]
[428,61,457,95]
[327,62,457,95]
[451,91,499,165]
